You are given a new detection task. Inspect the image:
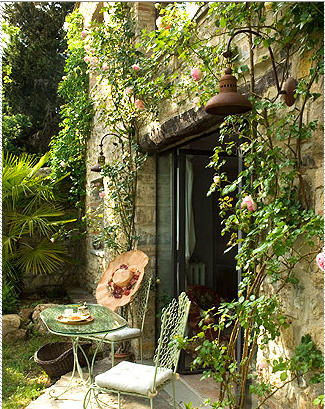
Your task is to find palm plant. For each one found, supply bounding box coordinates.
[2,151,74,307]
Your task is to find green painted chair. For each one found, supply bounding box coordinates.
[83,292,191,409]
[90,275,152,367]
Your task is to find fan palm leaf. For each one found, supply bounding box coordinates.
[3,151,74,283]
[6,203,66,238]
[17,239,69,275]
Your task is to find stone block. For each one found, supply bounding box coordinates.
[298,51,313,79]
[280,324,294,352]
[3,314,21,335]
[314,168,324,190]
[135,207,156,225]
[19,307,34,322]
[2,314,27,343]
[315,188,324,216]
[311,293,324,317]
[32,304,60,334]
[298,391,316,409]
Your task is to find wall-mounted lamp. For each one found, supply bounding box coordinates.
[205,29,297,117]
[91,133,119,172]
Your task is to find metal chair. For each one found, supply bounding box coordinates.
[90,275,152,367]
[83,292,191,409]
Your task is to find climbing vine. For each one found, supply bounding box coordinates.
[79,3,150,253]
[140,2,324,408]
[52,2,324,407]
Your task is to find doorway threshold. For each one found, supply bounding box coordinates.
[164,373,220,408]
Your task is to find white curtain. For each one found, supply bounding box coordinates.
[185,156,196,262]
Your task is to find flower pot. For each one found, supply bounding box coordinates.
[113,351,133,365]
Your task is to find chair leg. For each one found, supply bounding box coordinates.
[111,342,115,367]
[118,392,121,409]
[82,386,91,409]
[172,377,176,408]
[150,397,154,409]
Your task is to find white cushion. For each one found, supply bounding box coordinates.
[95,361,173,396]
[93,327,141,341]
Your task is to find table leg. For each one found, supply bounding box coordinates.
[49,337,91,399]
[73,337,91,387]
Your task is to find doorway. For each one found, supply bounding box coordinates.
[156,132,239,373]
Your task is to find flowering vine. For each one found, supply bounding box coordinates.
[51,2,324,407]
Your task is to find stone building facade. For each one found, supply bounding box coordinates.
[78,2,323,408]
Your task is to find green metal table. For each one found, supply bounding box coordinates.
[41,304,127,398]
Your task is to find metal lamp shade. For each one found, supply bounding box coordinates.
[91,153,105,172]
[205,66,252,116]
[91,163,102,172]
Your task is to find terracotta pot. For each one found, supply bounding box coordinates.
[113,352,133,364]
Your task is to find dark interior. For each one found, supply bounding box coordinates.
[156,131,239,373]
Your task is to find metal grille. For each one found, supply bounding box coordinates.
[153,292,190,372]
[131,275,152,332]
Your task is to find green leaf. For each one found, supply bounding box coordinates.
[220,17,226,28]
[280,372,287,381]
[240,65,249,73]
[263,39,271,48]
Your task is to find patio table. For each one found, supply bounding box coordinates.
[40,303,127,398]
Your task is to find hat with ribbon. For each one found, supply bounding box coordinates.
[96,250,149,310]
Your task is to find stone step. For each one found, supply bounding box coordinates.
[66,287,97,305]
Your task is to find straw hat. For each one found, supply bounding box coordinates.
[96,250,149,311]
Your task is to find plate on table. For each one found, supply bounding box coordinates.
[57,315,94,325]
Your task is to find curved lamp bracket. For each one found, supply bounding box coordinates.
[91,133,120,172]
[223,29,297,106]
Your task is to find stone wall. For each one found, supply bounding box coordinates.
[79,1,323,402]
[77,1,157,360]
[135,3,324,406]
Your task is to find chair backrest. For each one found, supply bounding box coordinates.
[153,292,191,377]
[132,275,152,332]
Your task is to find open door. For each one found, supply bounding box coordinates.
[156,133,239,373]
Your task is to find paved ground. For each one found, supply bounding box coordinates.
[26,358,208,409]
[28,287,214,408]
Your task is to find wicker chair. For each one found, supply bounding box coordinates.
[83,292,191,409]
[89,275,152,367]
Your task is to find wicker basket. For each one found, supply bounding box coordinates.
[34,341,92,379]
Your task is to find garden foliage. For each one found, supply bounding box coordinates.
[2,152,73,312]
[51,3,324,407]
[2,2,73,155]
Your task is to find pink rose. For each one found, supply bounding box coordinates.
[316,253,324,271]
[191,67,202,81]
[156,16,163,29]
[81,31,87,39]
[84,44,91,52]
[156,16,171,30]
[84,56,90,63]
[132,64,140,72]
[102,62,109,71]
[99,191,105,198]
[241,195,257,212]
[91,56,98,63]
[193,96,200,105]
[60,160,66,168]
[125,87,133,95]
[135,99,145,110]
[257,357,267,370]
